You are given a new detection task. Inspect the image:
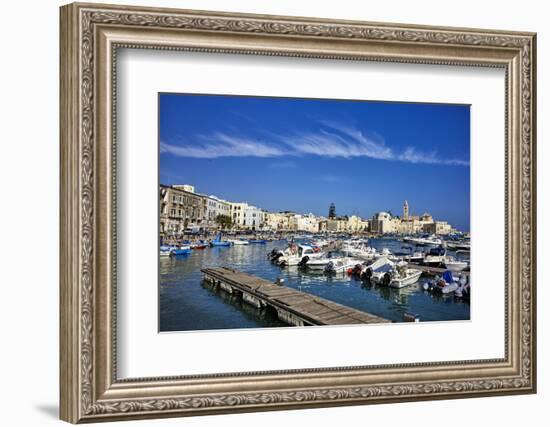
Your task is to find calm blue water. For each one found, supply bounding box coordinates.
[159,239,470,332]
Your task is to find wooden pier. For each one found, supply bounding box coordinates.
[202,267,390,327]
[406,264,470,276]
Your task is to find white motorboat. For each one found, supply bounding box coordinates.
[401,251,425,264]
[277,244,324,266]
[312,239,329,248]
[446,240,471,251]
[443,257,469,272]
[159,245,174,257]
[423,246,446,267]
[366,258,396,283]
[305,255,342,270]
[324,258,362,274]
[407,235,443,247]
[370,261,422,288]
[228,239,249,245]
[341,243,377,261]
[387,264,423,288]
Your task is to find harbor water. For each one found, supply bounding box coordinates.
[159,238,470,332]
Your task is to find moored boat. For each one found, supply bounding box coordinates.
[169,245,192,256]
[324,257,362,274]
[228,239,249,245]
[423,246,446,267]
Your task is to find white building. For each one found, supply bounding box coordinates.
[348,215,369,232]
[243,205,265,230]
[291,213,322,233]
[203,195,231,229]
[370,212,396,234]
[230,202,266,230]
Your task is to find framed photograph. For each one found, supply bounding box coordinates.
[60,2,537,423]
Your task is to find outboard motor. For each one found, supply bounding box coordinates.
[364,267,373,280]
[382,272,392,286]
[352,264,363,276]
[298,256,310,267]
[324,261,335,274]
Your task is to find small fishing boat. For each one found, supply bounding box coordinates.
[249,239,267,244]
[228,239,249,245]
[210,233,232,247]
[324,258,362,274]
[407,235,443,247]
[159,245,175,257]
[446,240,471,251]
[169,245,192,256]
[191,242,208,250]
[386,264,423,288]
[443,257,469,272]
[210,240,231,247]
[368,259,396,283]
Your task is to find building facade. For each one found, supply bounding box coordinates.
[159,184,205,234]
[423,220,453,235]
[370,212,395,234]
[203,195,231,229]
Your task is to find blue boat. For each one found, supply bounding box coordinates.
[160,245,176,257]
[210,233,232,247]
[249,239,267,244]
[170,246,192,256]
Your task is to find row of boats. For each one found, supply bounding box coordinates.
[160,234,268,257]
[267,240,470,298]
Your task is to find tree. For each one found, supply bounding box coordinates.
[215,214,233,230]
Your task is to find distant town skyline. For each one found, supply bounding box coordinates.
[160,93,470,231]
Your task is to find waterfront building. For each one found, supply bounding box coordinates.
[370,212,396,234]
[243,204,265,230]
[327,216,349,232]
[229,202,265,230]
[348,215,369,232]
[203,195,231,230]
[172,184,195,193]
[291,213,323,232]
[265,212,292,231]
[159,184,205,234]
[423,220,453,235]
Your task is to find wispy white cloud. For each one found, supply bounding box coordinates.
[161,122,469,166]
[160,133,288,159]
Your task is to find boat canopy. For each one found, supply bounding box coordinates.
[428,247,445,256]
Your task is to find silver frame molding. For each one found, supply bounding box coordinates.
[60,2,537,423]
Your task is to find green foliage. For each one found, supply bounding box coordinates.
[215,214,233,229]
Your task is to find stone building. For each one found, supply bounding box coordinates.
[423,220,453,235]
[159,184,205,234]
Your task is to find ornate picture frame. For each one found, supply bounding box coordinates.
[60,2,536,423]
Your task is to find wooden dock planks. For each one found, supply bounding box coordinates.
[202,267,389,326]
[406,264,470,276]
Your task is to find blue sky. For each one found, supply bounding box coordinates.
[159,93,470,231]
